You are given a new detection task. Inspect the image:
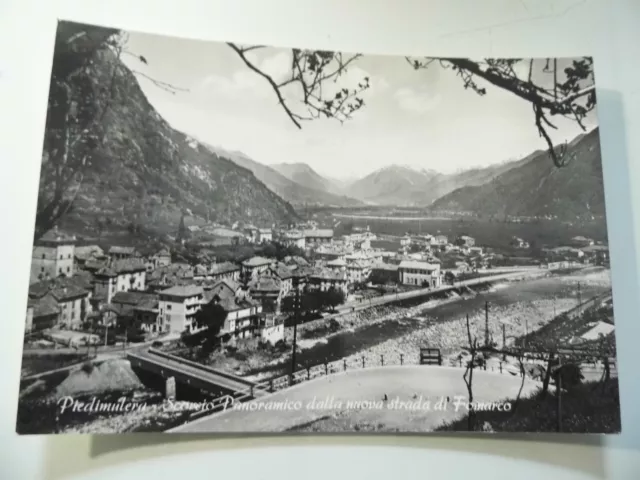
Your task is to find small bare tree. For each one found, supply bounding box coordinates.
[463,313,479,431]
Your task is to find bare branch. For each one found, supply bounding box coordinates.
[228,42,303,129]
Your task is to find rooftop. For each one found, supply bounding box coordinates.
[74,245,104,261]
[50,285,89,301]
[270,263,294,280]
[372,263,399,271]
[210,261,240,275]
[31,294,60,318]
[311,269,347,281]
[304,229,334,238]
[160,285,204,298]
[208,228,244,238]
[242,256,273,267]
[112,291,158,306]
[327,259,347,267]
[398,260,440,271]
[36,228,76,246]
[249,276,282,292]
[108,246,137,255]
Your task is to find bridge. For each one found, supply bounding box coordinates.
[127,348,268,398]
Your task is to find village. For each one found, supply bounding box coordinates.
[24,217,611,356]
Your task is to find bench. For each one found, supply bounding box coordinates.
[420,347,442,366]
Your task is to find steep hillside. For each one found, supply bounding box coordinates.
[46,27,298,237]
[271,162,342,195]
[205,148,364,207]
[429,128,606,220]
[409,152,544,205]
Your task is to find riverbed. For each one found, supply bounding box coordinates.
[244,267,611,380]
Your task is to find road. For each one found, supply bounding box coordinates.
[22,332,181,356]
[332,268,546,317]
[170,365,540,433]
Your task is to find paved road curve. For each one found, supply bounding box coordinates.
[170,365,540,433]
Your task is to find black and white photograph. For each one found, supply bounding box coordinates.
[17,20,620,434]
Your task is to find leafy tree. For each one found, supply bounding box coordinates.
[409,243,423,253]
[195,301,228,345]
[322,288,346,312]
[444,271,457,285]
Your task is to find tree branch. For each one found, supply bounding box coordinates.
[227,42,303,129]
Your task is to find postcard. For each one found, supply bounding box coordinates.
[17,20,619,434]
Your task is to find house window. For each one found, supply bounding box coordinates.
[42,254,45,259]
[167,305,172,310]
[41,267,44,272]
[66,266,70,273]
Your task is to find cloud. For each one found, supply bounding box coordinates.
[393,87,441,114]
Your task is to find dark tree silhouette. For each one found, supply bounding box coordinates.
[323,288,346,312]
[405,57,595,167]
[195,301,228,344]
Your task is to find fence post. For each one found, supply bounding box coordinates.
[362,356,365,369]
[459,358,462,368]
[250,385,254,397]
[400,354,404,365]
[324,361,329,376]
[343,359,347,371]
[307,367,311,380]
[380,354,384,366]
[499,361,502,374]
[269,379,274,392]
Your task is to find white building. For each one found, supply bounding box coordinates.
[241,256,274,279]
[158,285,204,333]
[398,260,441,288]
[31,228,76,283]
[257,228,273,243]
[280,230,306,249]
[346,261,371,283]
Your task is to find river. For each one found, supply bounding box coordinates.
[247,268,611,378]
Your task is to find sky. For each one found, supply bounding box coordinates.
[120,30,598,180]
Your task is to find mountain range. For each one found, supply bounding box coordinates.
[202,149,364,208]
[49,23,605,241]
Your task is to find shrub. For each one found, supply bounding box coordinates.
[81,361,95,374]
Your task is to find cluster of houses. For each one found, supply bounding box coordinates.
[541,236,610,267]
[24,224,382,344]
[26,228,285,344]
[26,222,610,346]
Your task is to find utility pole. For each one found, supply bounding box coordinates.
[484,301,490,347]
[290,277,300,386]
[556,355,563,432]
[577,281,582,313]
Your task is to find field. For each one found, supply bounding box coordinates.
[319,210,608,250]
